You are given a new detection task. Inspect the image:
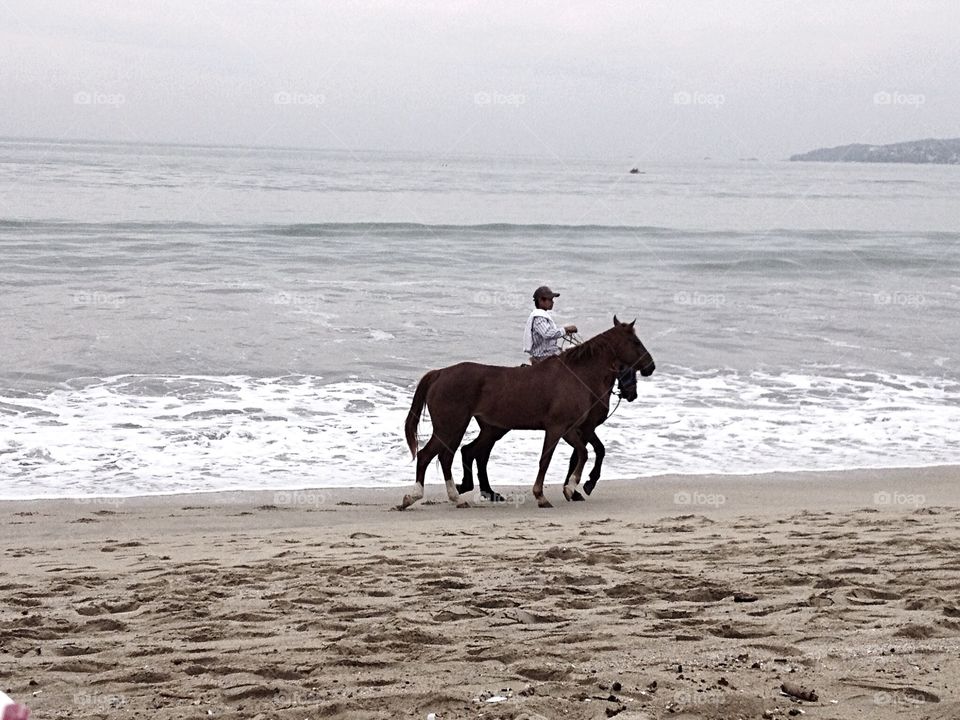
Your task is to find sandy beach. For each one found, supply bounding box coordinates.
[2,467,959,720]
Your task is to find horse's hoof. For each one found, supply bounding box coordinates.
[570,491,586,502]
[481,491,506,503]
[537,499,553,508]
[456,482,473,495]
[456,501,471,509]
[582,482,596,496]
[400,495,416,509]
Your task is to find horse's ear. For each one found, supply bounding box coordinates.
[613,314,620,326]
[629,319,636,328]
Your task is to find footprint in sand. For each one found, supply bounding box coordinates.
[513,663,573,681]
[115,669,173,683]
[49,659,114,673]
[893,623,941,639]
[83,618,127,632]
[75,600,140,616]
[845,587,900,605]
[55,644,101,657]
[432,605,485,622]
[707,622,773,639]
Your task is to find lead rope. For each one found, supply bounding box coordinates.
[606,388,623,420]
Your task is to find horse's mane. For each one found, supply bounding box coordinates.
[561,328,615,365]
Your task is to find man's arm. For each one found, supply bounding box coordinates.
[533,315,565,341]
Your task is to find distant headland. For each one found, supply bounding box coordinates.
[790,137,960,164]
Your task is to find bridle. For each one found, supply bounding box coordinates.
[608,366,638,419]
[560,332,637,419]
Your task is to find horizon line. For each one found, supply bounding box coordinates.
[0,134,784,163]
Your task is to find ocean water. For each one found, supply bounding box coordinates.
[1,138,958,498]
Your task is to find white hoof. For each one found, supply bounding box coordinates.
[563,477,581,501]
[401,484,424,508]
[444,478,462,503]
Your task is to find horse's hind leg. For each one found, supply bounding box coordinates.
[458,422,508,502]
[401,435,443,509]
[437,421,471,507]
[582,431,604,496]
[562,429,589,502]
[457,431,481,495]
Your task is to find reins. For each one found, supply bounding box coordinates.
[560,333,626,421]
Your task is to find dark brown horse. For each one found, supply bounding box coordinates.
[457,365,640,503]
[402,317,655,509]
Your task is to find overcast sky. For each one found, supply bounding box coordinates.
[1,1,957,160]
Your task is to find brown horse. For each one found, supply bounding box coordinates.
[401,317,655,509]
[457,365,640,503]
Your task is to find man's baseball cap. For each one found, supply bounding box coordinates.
[533,285,560,300]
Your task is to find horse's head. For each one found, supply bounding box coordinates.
[616,365,638,401]
[611,316,655,377]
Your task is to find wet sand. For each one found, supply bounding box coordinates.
[1,466,958,719]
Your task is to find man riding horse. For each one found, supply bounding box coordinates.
[402,317,655,509]
[523,285,578,364]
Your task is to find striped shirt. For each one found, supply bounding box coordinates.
[529,314,565,359]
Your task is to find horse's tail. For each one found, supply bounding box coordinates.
[405,369,440,459]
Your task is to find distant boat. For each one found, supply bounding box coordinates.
[629,167,641,174]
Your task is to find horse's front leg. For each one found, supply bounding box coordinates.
[533,431,562,508]
[562,429,589,502]
[566,440,589,501]
[582,430,604,497]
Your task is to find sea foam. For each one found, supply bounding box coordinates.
[1,369,957,499]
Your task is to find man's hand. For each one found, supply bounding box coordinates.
[564,324,578,334]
